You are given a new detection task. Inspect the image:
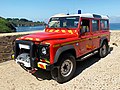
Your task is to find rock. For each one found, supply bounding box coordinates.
[112,43,118,47]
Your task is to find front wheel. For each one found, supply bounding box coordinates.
[98,42,108,58]
[56,53,76,83]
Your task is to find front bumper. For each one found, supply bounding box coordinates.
[37,62,53,71]
[14,40,53,71]
[12,53,52,71]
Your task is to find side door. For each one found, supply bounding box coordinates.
[78,18,93,57]
[91,19,101,50]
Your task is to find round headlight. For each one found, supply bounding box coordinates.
[41,47,47,55]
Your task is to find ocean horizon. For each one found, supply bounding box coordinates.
[110,23,120,30]
[16,23,120,32]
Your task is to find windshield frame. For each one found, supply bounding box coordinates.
[48,16,80,29]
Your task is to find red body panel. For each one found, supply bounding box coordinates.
[17,31,77,42]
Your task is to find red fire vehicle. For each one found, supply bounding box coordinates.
[13,11,110,83]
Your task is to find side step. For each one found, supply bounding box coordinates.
[76,50,98,61]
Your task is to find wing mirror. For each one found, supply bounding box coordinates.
[45,24,49,28]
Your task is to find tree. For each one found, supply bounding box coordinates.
[0,17,16,33]
[19,18,29,22]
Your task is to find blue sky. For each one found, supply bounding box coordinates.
[0,0,120,23]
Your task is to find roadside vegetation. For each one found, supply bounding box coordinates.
[0,17,16,33]
[0,17,46,33]
[6,18,46,27]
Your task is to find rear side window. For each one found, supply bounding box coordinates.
[100,20,109,30]
[92,20,99,31]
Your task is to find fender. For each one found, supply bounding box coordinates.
[100,36,108,47]
[54,45,75,63]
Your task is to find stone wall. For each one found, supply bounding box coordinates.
[0,35,22,63]
[0,30,42,63]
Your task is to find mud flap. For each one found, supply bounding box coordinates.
[108,45,110,54]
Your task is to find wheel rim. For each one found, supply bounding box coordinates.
[101,44,107,56]
[60,59,73,77]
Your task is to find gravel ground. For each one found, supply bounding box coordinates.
[0,31,120,90]
[0,45,120,90]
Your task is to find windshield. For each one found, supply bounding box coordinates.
[48,16,79,28]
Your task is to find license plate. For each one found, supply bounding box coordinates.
[19,44,30,49]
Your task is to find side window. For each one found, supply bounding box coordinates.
[92,20,99,31]
[100,20,108,30]
[80,19,90,34]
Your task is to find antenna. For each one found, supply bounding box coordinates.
[67,10,69,15]
[67,13,69,15]
[107,15,109,18]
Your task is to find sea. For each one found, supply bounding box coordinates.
[110,23,120,30]
[16,23,120,32]
[16,26,45,32]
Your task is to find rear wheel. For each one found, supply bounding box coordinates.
[98,42,108,58]
[56,53,76,83]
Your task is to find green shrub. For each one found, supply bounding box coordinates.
[0,17,16,33]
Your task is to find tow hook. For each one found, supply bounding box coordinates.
[28,68,37,74]
[51,66,59,80]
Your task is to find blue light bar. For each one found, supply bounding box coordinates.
[78,10,81,14]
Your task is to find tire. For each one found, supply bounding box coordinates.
[56,53,76,83]
[98,41,108,58]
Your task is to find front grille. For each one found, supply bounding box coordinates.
[15,40,37,68]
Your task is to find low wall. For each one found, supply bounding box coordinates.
[0,30,42,63]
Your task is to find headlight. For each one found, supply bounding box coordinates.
[41,47,47,55]
[39,45,50,59]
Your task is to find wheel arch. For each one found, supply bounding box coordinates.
[100,37,109,47]
[54,45,76,64]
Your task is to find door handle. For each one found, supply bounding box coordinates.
[89,38,92,40]
[98,36,100,38]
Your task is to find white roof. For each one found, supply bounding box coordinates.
[52,13,109,19]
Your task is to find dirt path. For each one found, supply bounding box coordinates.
[0,44,120,90]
